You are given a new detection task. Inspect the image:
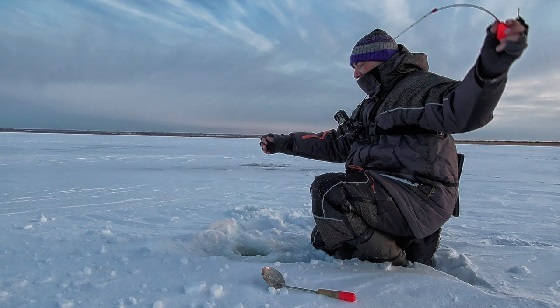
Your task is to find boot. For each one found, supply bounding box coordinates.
[352,229,409,266]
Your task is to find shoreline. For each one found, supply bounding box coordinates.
[1,128,558,146]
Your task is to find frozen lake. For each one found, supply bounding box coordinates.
[1,132,559,307]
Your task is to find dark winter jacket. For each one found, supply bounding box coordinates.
[272,45,508,239]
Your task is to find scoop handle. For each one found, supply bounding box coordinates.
[317,288,356,302]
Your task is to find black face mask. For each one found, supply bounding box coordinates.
[356,67,381,97]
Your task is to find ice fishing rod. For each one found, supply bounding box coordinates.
[395,4,509,40]
[262,266,357,302]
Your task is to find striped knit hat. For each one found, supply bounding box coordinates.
[350,29,398,67]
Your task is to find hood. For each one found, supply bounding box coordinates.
[375,44,429,91]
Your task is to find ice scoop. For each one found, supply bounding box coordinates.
[261,266,356,302]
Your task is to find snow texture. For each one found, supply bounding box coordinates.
[0,133,559,307]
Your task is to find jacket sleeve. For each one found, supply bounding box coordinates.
[373,59,507,134]
[272,129,351,163]
[418,59,507,133]
[422,22,527,133]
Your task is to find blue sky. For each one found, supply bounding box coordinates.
[1,0,559,140]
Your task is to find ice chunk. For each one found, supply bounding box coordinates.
[83,267,92,275]
[152,300,164,308]
[127,297,138,305]
[58,299,74,308]
[434,247,493,289]
[210,284,224,298]
[185,282,207,294]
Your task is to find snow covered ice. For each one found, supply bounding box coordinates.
[0,132,559,307]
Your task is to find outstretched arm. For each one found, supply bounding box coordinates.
[260,129,351,163]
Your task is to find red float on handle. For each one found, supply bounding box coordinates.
[496,22,508,40]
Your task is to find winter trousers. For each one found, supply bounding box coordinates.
[310,170,441,266]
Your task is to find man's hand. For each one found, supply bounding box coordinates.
[489,18,528,53]
[478,17,528,79]
[260,134,275,154]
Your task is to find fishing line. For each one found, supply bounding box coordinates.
[395,4,508,40]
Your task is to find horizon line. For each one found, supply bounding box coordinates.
[2,128,559,146]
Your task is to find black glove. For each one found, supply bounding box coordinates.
[477,17,528,79]
[260,133,292,154]
[260,133,276,153]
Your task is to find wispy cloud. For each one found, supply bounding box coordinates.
[344,0,414,30]
[227,0,247,16]
[96,0,190,33]
[166,0,275,52]
[266,60,316,75]
[230,20,276,52]
[255,0,290,27]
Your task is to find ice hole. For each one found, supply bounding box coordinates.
[233,244,270,257]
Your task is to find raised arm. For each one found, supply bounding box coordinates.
[428,18,528,133]
[376,18,528,134]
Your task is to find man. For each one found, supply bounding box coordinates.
[260,19,528,266]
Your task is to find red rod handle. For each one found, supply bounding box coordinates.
[317,289,357,302]
[338,291,357,302]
